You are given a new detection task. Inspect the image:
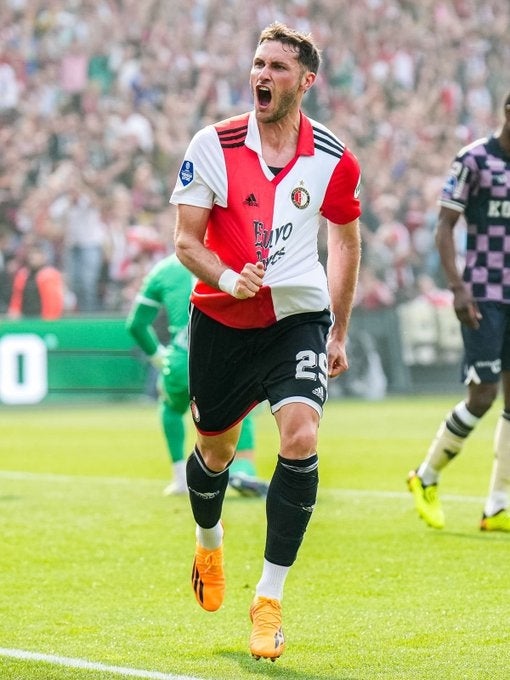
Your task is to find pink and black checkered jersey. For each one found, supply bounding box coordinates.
[439,135,510,302]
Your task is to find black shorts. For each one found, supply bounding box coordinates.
[461,301,510,384]
[188,307,332,434]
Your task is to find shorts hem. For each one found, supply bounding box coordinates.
[270,396,324,418]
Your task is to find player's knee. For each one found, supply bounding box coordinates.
[198,441,236,472]
[280,422,318,459]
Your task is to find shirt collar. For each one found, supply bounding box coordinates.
[245,110,315,157]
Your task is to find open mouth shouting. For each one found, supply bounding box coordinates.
[256,85,272,110]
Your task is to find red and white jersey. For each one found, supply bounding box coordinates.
[170,111,361,328]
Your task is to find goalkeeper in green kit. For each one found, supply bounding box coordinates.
[126,253,268,497]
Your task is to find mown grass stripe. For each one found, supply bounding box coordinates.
[0,469,485,503]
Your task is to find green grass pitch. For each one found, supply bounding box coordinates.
[1,396,510,679]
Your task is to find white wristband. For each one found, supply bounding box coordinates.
[218,268,240,297]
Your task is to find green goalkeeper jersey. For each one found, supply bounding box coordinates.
[126,253,193,359]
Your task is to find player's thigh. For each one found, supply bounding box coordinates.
[264,310,331,416]
[188,308,262,432]
[273,401,320,458]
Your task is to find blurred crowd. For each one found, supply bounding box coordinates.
[1,0,509,317]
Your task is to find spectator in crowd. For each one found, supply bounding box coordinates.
[48,171,107,313]
[8,240,64,319]
[352,263,411,394]
[0,223,15,312]
[363,194,416,302]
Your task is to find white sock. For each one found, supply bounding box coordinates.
[173,460,187,488]
[484,415,510,517]
[196,521,223,550]
[255,559,289,601]
[418,402,479,486]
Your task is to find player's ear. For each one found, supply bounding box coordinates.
[302,71,316,92]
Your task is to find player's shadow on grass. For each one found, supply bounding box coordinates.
[433,529,509,542]
[218,650,357,680]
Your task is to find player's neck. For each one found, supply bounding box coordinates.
[258,113,301,167]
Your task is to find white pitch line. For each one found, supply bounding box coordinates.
[0,648,206,680]
[0,469,485,503]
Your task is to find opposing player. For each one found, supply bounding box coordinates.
[126,253,268,497]
[171,23,361,659]
[408,92,510,531]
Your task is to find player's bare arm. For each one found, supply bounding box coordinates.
[174,203,264,299]
[326,218,361,377]
[435,206,481,329]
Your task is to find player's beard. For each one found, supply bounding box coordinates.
[257,85,300,124]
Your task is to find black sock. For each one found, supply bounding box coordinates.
[186,447,229,529]
[265,453,319,567]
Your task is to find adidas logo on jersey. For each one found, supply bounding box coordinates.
[243,193,258,207]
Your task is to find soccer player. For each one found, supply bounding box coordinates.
[171,23,361,660]
[126,253,268,498]
[408,92,510,532]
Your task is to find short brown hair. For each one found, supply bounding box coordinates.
[258,22,321,75]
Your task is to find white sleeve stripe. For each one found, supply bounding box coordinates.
[135,293,160,308]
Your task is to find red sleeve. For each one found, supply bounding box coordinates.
[320,148,362,225]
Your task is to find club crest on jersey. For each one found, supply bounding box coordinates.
[291,183,310,209]
[179,160,194,186]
